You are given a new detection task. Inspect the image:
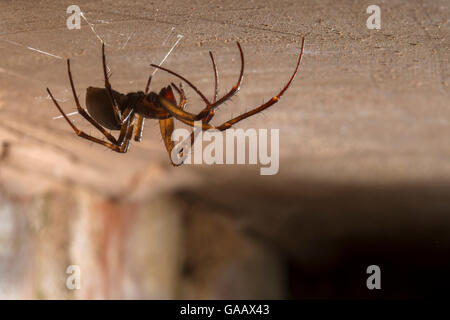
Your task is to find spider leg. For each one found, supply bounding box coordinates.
[170,82,187,110]
[159,37,305,132]
[150,65,211,106]
[102,43,126,126]
[158,97,207,123]
[159,116,201,166]
[156,51,217,113]
[180,53,219,148]
[159,85,202,166]
[134,115,145,142]
[117,108,134,145]
[210,51,219,104]
[150,42,244,121]
[214,38,305,130]
[47,88,129,153]
[65,60,119,145]
[195,42,244,120]
[203,51,219,123]
[134,74,154,142]
[145,75,152,94]
[157,99,214,129]
[159,117,179,165]
[172,82,200,159]
[120,114,135,152]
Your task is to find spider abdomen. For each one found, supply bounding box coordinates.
[85,87,126,130]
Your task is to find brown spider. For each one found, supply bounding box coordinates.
[47,38,305,166]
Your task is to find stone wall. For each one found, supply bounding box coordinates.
[0,189,284,299]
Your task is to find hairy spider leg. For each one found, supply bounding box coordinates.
[150,42,244,123]
[153,48,222,164]
[170,82,187,110]
[47,88,134,153]
[152,42,241,165]
[134,115,145,142]
[102,43,128,126]
[170,81,202,163]
[158,85,194,165]
[209,50,219,107]
[159,37,305,132]
[175,50,219,163]
[133,74,156,142]
[121,113,136,152]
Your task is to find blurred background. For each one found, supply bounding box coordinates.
[0,0,449,299]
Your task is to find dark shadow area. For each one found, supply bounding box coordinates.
[173,171,450,299]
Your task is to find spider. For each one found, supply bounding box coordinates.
[47,38,305,166]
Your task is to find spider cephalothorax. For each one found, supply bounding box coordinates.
[47,38,305,166]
